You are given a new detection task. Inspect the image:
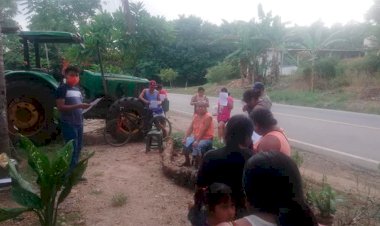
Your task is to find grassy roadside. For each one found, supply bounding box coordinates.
[169,77,380,115]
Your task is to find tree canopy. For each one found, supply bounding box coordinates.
[3,0,380,86]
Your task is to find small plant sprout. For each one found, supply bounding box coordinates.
[171,131,185,150]
[111,193,127,207]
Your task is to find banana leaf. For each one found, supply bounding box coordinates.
[58,152,94,204]
[0,207,31,221]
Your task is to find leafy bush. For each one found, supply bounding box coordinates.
[212,139,224,149]
[291,151,304,167]
[159,68,178,87]
[307,176,338,218]
[301,57,339,80]
[171,131,185,150]
[315,58,339,79]
[361,54,380,76]
[0,136,93,226]
[340,54,380,76]
[206,61,239,83]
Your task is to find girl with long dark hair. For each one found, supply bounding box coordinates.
[193,115,254,223]
[218,151,318,226]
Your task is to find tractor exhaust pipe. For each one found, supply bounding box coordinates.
[97,41,108,96]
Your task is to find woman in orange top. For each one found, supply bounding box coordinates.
[250,108,291,156]
[182,104,214,167]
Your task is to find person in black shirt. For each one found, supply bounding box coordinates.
[195,115,254,221]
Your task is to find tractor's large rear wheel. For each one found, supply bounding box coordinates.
[107,97,146,140]
[6,81,59,145]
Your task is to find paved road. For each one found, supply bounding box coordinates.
[169,93,380,170]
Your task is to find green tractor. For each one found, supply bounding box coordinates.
[5,31,149,145]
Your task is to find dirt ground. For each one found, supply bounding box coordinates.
[1,112,379,226]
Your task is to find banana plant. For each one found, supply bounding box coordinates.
[0,136,93,226]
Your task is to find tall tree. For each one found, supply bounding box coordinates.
[0,0,18,176]
[291,22,344,91]
[159,68,178,88]
[256,4,288,83]
[23,0,102,32]
[366,0,380,25]
[224,20,270,86]
[170,15,231,86]
[121,0,135,34]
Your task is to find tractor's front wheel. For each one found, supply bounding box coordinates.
[6,81,59,145]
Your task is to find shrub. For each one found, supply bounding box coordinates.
[361,54,380,76]
[206,61,239,83]
[111,193,127,207]
[307,176,338,218]
[212,139,224,149]
[291,151,304,167]
[0,136,93,226]
[315,57,339,79]
[340,54,380,76]
[171,131,185,150]
[159,68,178,87]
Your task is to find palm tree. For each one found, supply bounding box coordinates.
[223,20,270,86]
[255,4,293,84]
[292,23,345,91]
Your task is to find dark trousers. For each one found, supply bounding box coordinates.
[61,122,83,170]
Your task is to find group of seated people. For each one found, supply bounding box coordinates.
[187,114,318,226]
[182,82,290,168]
[182,83,316,225]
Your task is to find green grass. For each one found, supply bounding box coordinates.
[268,89,351,109]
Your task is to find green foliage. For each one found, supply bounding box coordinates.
[0,0,18,28]
[338,54,380,76]
[361,54,380,76]
[314,58,339,79]
[307,176,338,218]
[159,68,178,86]
[171,131,185,150]
[212,139,224,149]
[206,61,239,83]
[291,151,304,168]
[0,136,93,226]
[6,0,379,88]
[3,34,24,70]
[23,0,102,32]
[169,16,233,85]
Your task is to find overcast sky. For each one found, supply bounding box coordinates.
[16,0,374,29]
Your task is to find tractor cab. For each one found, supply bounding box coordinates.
[18,31,84,81]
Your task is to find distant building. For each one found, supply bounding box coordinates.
[363,35,378,50]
